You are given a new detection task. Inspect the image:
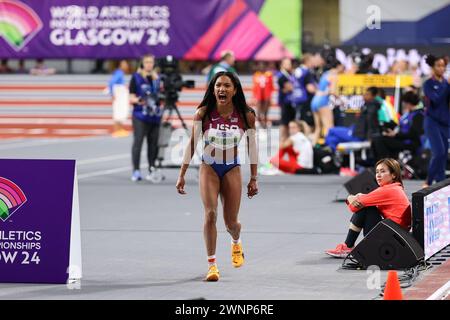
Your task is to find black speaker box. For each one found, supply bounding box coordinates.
[344,169,378,195]
[350,219,424,270]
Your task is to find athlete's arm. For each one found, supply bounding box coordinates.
[246,110,259,198]
[328,72,338,96]
[181,107,205,173]
[176,107,205,194]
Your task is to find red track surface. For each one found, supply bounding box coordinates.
[404,259,450,300]
[0,82,279,140]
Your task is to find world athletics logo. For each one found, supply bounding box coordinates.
[0,177,27,221]
[0,0,43,51]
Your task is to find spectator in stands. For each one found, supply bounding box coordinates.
[276,57,294,143]
[324,87,381,152]
[409,63,423,89]
[267,61,277,74]
[109,59,131,138]
[91,59,106,74]
[129,54,162,182]
[403,85,425,111]
[355,52,379,75]
[206,50,237,83]
[390,60,409,75]
[30,59,56,75]
[310,59,344,145]
[372,91,424,160]
[16,59,28,74]
[0,59,13,74]
[270,120,317,174]
[403,85,425,119]
[422,54,450,187]
[292,53,317,128]
[252,61,274,129]
[352,86,383,140]
[404,84,419,95]
[326,158,411,258]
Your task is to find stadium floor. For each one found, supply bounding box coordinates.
[0,137,442,299]
[0,135,428,299]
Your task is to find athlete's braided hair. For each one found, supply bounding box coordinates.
[198,71,255,129]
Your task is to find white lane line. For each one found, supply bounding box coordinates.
[0,118,126,125]
[0,135,112,150]
[0,139,67,150]
[0,128,110,135]
[77,154,129,166]
[77,166,131,180]
[427,280,450,300]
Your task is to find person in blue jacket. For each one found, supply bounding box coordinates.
[129,54,162,182]
[423,55,450,186]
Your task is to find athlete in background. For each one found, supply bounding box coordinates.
[252,61,274,129]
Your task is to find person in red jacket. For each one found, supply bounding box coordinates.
[252,61,274,129]
[326,158,412,258]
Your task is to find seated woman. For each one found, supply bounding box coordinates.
[326,158,412,258]
[270,120,318,174]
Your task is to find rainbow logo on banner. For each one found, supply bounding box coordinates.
[0,0,43,51]
[0,177,27,221]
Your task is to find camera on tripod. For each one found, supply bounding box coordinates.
[152,55,198,176]
[157,55,195,105]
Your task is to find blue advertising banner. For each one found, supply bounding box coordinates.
[0,159,82,284]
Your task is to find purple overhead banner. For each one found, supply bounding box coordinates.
[0,159,82,284]
[0,0,296,60]
[0,0,187,58]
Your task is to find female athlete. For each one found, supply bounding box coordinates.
[176,71,258,281]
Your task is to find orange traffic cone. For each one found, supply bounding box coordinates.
[384,270,403,300]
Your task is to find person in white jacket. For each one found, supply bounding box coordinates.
[270,120,317,174]
[108,60,130,137]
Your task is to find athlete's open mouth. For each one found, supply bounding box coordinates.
[218,93,227,102]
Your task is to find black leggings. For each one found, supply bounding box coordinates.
[372,136,415,161]
[350,206,383,236]
[132,117,160,171]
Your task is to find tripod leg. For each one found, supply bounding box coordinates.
[168,103,190,135]
[162,102,202,170]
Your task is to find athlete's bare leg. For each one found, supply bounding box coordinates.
[312,111,321,145]
[261,99,270,128]
[319,107,334,138]
[256,101,264,128]
[220,166,242,241]
[199,163,221,256]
